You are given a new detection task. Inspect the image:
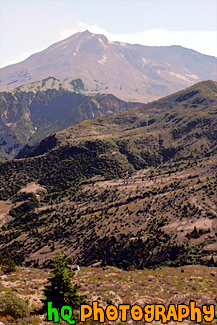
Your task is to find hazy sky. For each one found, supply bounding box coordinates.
[0,0,217,68]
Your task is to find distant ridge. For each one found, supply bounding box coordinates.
[0,30,217,102]
[0,77,139,161]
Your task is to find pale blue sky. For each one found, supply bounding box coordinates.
[0,0,217,68]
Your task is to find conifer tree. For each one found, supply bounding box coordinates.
[43,253,85,309]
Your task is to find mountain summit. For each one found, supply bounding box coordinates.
[1,31,216,102]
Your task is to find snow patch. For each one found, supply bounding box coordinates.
[168,71,188,81]
[73,44,80,56]
[98,55,107,65]
[142,58,149,65]
[98,37,108,49]
[185,73,199,80]
[183,68,199,79]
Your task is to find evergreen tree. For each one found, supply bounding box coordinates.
[43,253,86,310]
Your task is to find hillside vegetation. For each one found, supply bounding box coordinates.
[0,80,216,268]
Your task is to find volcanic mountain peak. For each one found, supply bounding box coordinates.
[45,30,109,55]
[1,30,216,102]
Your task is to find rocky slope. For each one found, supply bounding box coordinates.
[1,30,216,102]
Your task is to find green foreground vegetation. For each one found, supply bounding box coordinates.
[0,262,216,324]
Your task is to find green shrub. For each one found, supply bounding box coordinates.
[0,290,29,319]
[0,258,16,274]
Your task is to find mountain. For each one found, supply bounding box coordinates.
[0,80,216,268]
[0,77,139,161]
[0,30,217,102]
